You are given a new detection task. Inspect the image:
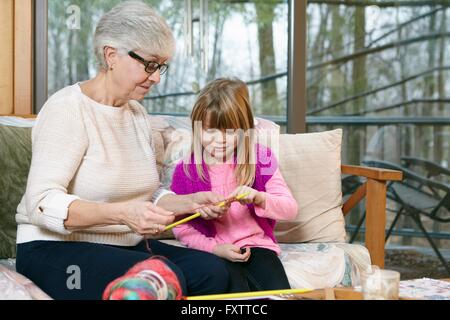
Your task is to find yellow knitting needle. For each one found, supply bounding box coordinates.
[186,288,313,300]
[163,192,251,231]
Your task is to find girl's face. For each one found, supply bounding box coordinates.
[201,113,238,163]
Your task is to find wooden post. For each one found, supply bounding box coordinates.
[365,178,387,268]
[0,0,33,115]
[287,0,306,133]
[0,0,14,115]
[14,0,34,115]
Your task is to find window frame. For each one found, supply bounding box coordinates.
[34,0,48,114]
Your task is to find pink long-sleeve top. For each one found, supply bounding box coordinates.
[172,164,298,255]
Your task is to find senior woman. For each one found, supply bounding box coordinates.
[15,1,230,300]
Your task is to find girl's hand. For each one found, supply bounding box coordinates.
[119,201,175,236]
[228,186,266,208]
[213,244,251,262]
[191,191,230,220]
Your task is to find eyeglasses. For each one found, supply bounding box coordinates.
[128,51,169,76]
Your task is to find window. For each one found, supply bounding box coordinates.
[45,0,290,130]
[307,1,450,168]
[306,0,450,248]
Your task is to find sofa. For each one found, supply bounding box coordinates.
[0,114,402,299]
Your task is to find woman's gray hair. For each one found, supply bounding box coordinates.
[94,1,176,70]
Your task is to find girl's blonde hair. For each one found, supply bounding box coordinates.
[188,78,256,186]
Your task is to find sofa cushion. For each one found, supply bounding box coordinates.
[0,122,33,258]
[279,242,370,288]
[274,129,347,243]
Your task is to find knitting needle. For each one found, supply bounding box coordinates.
[214,191,249,208]
[185,288,313,300]
[163,192,251,231]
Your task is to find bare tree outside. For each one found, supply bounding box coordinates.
[47,0,289,121]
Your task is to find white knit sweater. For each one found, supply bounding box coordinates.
[15,83,172,246]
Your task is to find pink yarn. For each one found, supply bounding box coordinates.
[102,256,183,300]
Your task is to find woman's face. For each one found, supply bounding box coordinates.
[113,50,168,101]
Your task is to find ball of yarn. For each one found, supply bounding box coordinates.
[103,256,183,300]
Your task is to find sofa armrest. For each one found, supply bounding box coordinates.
[341,165,402,181]
[341,165,403,269]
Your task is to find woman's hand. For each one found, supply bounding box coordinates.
[191,191,230,220]
[228,186,266,208]
[119,201,175,236]
[213,244,251,262]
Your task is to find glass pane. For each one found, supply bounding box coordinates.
[47,0,288,128]
[307,1,450,167]
[307,1,450,255]
[47,0,118,96]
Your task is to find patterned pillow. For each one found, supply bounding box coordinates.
[279,243,371,288]
[0,265,52,299]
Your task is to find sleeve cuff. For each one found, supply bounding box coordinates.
[38,193,80,220]
[152,188,175,205]
[32,193,80,235]
[40,214,73,235]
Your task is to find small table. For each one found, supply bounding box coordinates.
[290,278,450,300]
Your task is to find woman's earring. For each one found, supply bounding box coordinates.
[109,64,114,71]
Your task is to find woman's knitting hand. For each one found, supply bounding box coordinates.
[120,201,175,236]
[228,186,266,209]
[213,244,251,262]
[191,191,230,220]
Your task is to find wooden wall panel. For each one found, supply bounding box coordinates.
[14,0,34,115]
[0,0,14,115]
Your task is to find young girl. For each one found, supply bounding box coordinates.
[170,78,298,292]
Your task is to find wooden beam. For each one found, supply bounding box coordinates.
[14,0,34,115]
[365,178,387,268]
[0,0,14,115]
[342,182,367,216]
[341,165,403,181]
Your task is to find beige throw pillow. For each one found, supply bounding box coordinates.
[274,129,347,243]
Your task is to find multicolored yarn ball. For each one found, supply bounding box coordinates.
[102,256,183,300]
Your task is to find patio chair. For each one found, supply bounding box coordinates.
[401,156,449,183]
[362,159,450,275]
